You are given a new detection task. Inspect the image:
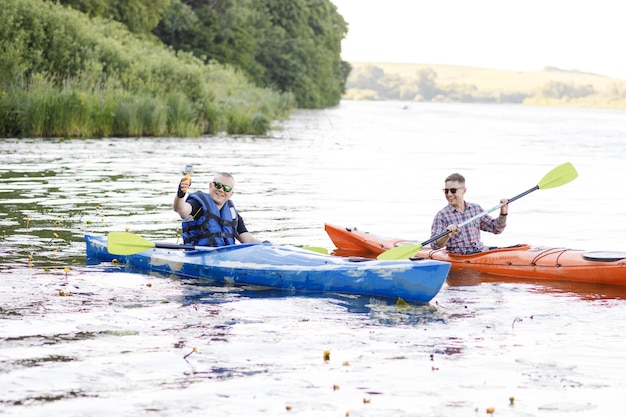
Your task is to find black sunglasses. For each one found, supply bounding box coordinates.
[443,187,463,194]
[213,181,233,192]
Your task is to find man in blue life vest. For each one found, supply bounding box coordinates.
[174,172,263,246]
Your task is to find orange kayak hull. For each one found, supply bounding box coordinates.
[325,223,626,286]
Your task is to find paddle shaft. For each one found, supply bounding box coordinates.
[155,242,198,250]
[151,242,325,253]
[421,184,539,247]
[107,231,327,256]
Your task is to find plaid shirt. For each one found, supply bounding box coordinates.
[430,201,505,254]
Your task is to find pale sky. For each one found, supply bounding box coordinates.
[332,0,625,80]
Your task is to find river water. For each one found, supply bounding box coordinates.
[1,100,626,416]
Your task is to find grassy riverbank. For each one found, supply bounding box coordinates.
[0,0,295,138]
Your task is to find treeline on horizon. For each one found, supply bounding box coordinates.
[346,65,626,108]
[0,0,350,138]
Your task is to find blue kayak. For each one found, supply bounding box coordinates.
[84,234,450,303]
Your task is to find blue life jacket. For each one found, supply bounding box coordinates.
[181,191,238,247]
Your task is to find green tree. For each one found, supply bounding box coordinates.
[348,65,385,90]
[154,0,267,89]
[153,0,199,46]
[257,0,348,108]
[153,0,348,109]
[58,0,172,33]
[540,81,595,99]
[415,68,438,100]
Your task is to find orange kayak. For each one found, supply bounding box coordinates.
[325,223,626,286]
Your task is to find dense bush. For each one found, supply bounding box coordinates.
[0,0,296,137]
[58,0,350,109]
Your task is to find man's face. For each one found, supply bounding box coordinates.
[443,180,465,205]
[210,175,235,205]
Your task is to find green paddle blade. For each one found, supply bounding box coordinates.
[303,246,329,254]
[108,232,155,255]
[377,243,422,260]
[537,162,578,189]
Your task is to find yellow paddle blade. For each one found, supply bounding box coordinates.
[107,232,155,255]
[396,297,409,307]
[376,244,422,261]
[538,162,578,189]
[304,246,329,254]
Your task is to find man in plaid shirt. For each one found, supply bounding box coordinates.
[430,173,509,254]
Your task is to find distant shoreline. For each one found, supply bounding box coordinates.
[348,61,621,81]
[343,62,626,109]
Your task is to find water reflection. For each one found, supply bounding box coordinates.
[446,269,626,301]
[179,278,449,327]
